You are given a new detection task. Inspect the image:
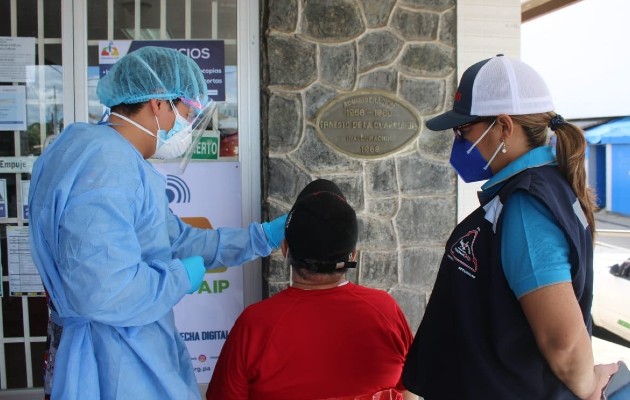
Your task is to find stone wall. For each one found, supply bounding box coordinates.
[260,0,457,330]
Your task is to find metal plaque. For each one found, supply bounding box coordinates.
[316,90,420,158]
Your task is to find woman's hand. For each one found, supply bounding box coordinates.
[584,362,618,400]
[520,283,608,398]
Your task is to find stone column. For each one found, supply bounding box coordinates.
[261,0,457,330]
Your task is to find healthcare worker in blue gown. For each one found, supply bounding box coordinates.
[28,46,286,400]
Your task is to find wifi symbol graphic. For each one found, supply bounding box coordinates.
[166,175,191,203]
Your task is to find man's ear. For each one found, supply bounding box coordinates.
[281,240,288,257]
[148,99,161,115]
[350,249,358,261]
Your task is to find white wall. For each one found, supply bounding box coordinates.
[456,0,522,221]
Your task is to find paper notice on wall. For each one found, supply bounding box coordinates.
[7,226,45,296]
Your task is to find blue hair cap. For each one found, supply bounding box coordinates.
[96,46,208,108]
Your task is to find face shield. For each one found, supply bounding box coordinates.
[156,97,216,174]
[178,98,216,172]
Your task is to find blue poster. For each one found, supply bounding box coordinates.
[99,40,225,101]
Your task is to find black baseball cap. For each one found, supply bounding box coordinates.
[285,179,358,272]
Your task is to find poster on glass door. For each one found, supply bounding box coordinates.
[0,86,27,131]
[0,178,7,218]
[98,40,225,101]
[21,179,29,219]
[154,161,243,383]
[0,36,35,83]
[7,225,45,296]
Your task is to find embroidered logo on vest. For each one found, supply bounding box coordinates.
[450,228,480,274]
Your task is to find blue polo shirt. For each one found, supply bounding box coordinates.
[481,146,572,298]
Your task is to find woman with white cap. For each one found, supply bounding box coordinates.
[402,55,619,399]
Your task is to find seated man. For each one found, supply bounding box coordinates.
[207,179,416,400]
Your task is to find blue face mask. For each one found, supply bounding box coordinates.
[156,102,189,141]
[449,119,504,183]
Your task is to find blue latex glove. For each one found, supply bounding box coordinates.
[182,256,205,294]
[261,213,288,249]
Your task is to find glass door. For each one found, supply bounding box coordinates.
[1,0,257,397]
[0,0,63,396]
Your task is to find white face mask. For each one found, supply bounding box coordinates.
[110,101,193,159]
[153,108,193,159]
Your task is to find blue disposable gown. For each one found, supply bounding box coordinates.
[28,122,273,400]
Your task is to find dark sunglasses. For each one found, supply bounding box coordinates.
[453,117,494,142]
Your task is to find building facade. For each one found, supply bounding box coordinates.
[0,0,521,397]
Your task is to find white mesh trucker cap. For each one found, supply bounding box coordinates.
[426,54,555,131]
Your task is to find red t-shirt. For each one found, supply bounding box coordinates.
[206,282,413,400]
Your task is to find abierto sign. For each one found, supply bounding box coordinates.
[316,90,420,159]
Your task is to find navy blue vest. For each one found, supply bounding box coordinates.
[402,166,593,399]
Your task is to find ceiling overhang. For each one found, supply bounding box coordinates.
[521,0,582,22]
